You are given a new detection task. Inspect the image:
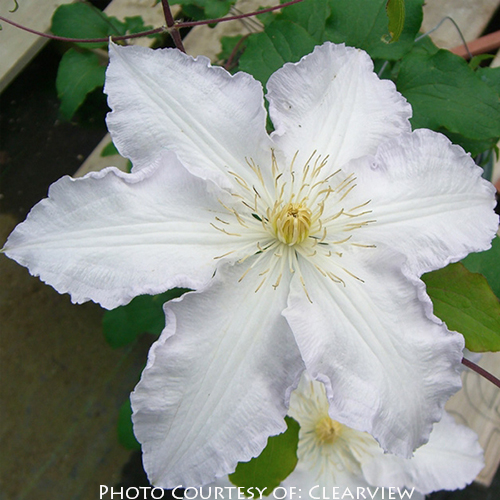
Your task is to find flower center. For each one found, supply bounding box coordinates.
[213,151,375,295]
[272,202,313,246]
[315,416,343,444]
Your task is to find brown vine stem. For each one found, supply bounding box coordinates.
[224,33,251,71]
[0,0,304,45]
[161,0,185,53]
[176,0,304,28]
[0,15,164,42]
[462,357,500,389]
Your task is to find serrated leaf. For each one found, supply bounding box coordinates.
[397,42,500,146]
[102,289,188,348]
[239,20,317,85]
[325,0,423,60]
[229,416,299,494]
[56,49,106,120]
[51,3,123,48]
[422,263,500,352]
[386,0,405,42]
[117,399,140,450]
[462,237,500,300]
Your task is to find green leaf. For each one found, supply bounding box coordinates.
[122,15,155,36]
[262,0,331,44]
[56,49,106,120]
[462,237,500,300]
[441,131,498,158]
[177,3,205,21]
[204,0,234,19]
[239,20,317,85]
[102,289,189,348]
[217,35,244,68]
[51,3,124,48]
[171,0,236,20]
[476,65,500,93]
[468,53,495,71]
[397,41,500,148]
[325,0,424,60]
[474,147,497,180]
[229,416,299,494]
[100,140,120,157]
[422,263,500,352]
[117,399,140,450]
[386,0,405,42]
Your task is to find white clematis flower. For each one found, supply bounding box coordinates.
[2,42,498,487]
[280,373,484,500]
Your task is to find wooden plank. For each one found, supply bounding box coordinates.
[421,0,500,49]
[75,134,130,178]
[0,0,167,94]
[451,29,500,58]
[0,0,74,93]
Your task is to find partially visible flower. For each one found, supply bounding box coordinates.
[280,373,484,499]
[2,42,498,487]
[198,374,483,500]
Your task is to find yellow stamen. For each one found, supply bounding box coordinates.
[315,416,344,444]
[272,203,313,245]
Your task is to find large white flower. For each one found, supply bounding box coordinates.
[2,42,497,487]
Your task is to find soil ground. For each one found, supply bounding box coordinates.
[0,41,154,499]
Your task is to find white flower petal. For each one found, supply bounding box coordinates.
[284,373,381,499]
[105,43,273,188]
[266,42,411,170]
[284,373,425,500]
[282,459,374,500]
[283,252,464,458]
[345,129,499,275]
[362,412,484,494]
[3,152,232,309]
[131,262,304,488]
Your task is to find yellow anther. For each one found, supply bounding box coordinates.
[272,202,312,246]
[315,416,344,444]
